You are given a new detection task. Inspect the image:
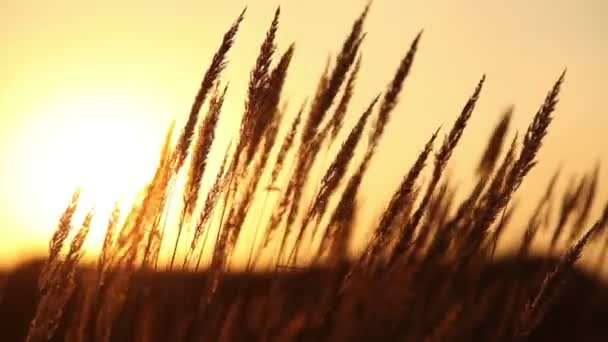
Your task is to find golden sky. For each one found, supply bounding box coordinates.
[1,0,607,268]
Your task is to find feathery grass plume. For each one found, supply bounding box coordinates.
[313,56,331,105]
[214,45,295,271]
[92,194,147,342]
[461,135,517,254]
[423,180,451,228]
[255,106,304,258]
[317,34,423,263]
[227,44,294,207]
[269,101,305,186]
[319,151,371,265]
[301,4,368,145]
[242,7,281,165]
[268,186,295,266]
[595,201,608,270]
[174,8,245,170]
[64,209,93,272]
[208,157,240,300]
[520,169,561,256]
[549,175,586,251]
[488,199,518,258]
[106,193,145,266]
[468,71,565,251]
[95,199,151,342]
[253,44,295,163]
[447,108,512,231]
[309,95,379,220]
[140,121,177,268]
[507,71,565,191]
[39,188,81,292]
[95,124,176,342]
[477,107,513,177]
[98,202,121,276]
[26,209,93,342]
[328,55,361,143]
[245,105,289,269]
[224,175,265,265]
[358,130,437,271]
[291,96,379,263]
[515,207,608,340]
[261,102,287,162]
[571,163,600,240]
[172,84,227,269]
[223,46,295,266]
[549,175,587,251]
[282,4,369,231]
[84,202,120,342]
[368,31,422,152]
[412,180,453,253]
[182,84,227,221]
[390,76,485,264]
[247,7,280,109]
[247,91,290,193]
[185,140,232,269]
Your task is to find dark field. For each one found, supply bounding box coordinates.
[2,257,607,341]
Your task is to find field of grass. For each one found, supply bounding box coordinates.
[2,4,608,342]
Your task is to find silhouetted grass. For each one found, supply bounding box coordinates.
[9,4,608,342]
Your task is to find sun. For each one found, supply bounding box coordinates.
[22,92,169,257]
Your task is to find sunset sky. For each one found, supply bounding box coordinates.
[1,0,606,268]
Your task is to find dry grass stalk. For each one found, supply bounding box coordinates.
[242,7,281,166]
[222,45,295,268]
[515,207,608,340]
[462,135,518,256]
[282,5,369,237]
[172,84,227,269]
[520,169,561,256]
[183,85,227,221]
[549,175,587,251]
[312,32,424,261]
[27,209,93,342]
[141,122,179,269]
[390,76,485,264]
[94,123,177,342]
[185,140,232,270]
[291,96,379,263]
[328,56,361,143]
[98,202,121,276]
[571,163,600,240]
[301,4,368,145]
[368,31,422,153]
[467,72,565,256]
[445,108,512,236]
[39,188,81,292]
[174,9,245,170]
[477,107,513,177]
[359,130,437,271]
[269,101,305,187]
[319,152,371,265]
[507,71,565,191]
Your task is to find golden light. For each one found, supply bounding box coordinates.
[14,90,169,261]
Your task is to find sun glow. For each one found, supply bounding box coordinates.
[17,92,169,258]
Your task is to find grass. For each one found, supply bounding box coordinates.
[9,4,608,341]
